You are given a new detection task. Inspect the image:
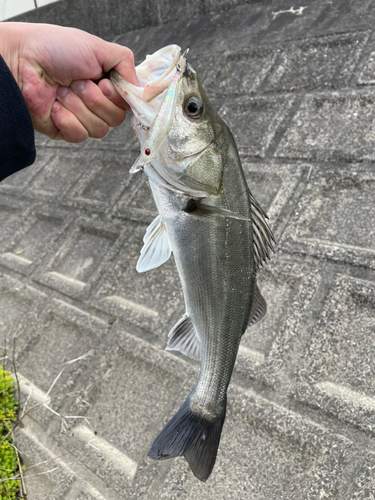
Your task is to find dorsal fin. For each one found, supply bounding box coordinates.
[250,192,276,268]
[166,314,201,360]
[136,216,172,272]
[248,286,267,327]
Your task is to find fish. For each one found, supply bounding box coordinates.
[110,45,275,482]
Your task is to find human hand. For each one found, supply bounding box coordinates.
[0,22,136,142]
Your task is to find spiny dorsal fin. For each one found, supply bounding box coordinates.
[166,314,201,360]
[250,192,276,268]
[137,216,172,272]
[248,285,267,327]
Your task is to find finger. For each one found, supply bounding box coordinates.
[71,79,126,126]
[100,44,137,85]
[97,78,130,112]
[56,86,109,139]
[51,101,89,143]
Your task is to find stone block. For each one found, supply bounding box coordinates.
[294,275,375,434]
[0,149,53,196]
[0,210,67,276]
[0,275,47,351]
[16,300,108,430]
[113,175,157,222]
[189,46,278,98]
[0,197,27,251]
[349,452,375,499]
[15,423,75,500]
[93,220,183,337]
[235,256,321,387]
[65,150,134,213]
[26,149,87,201]
[358,51,375,85]
[276,90,375,162]
[280,165,375,270]
[311,0,375,36]
[265,32,368,91]
[242,161,308,238]
[56,329,194,497]
[37,220,119,298]
[219,95,294,158]
[114,3,269,60]
[149,384,351,499]
[83,121,138,152]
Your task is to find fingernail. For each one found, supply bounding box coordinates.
[52,101,60,113]
[71,80,86,93]
[57,86,69,98]
[102,83,115,98]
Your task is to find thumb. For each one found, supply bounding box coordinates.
[101,42,137,85]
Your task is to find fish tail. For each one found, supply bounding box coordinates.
[148,394,226,482]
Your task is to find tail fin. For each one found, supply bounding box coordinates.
[148,395,226,482]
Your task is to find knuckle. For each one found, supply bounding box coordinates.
[86,91,103,110]
[92,123,109,139]
[112,110,126,127]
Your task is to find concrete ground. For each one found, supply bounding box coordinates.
[1,0,375,498]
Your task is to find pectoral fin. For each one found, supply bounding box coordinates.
[136,216,172,272]
[166,314,201,360]
[248,286,267,327]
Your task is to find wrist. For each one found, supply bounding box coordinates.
[0,23,25,87]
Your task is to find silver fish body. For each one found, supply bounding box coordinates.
[111,46,274,481]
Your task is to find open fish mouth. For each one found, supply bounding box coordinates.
[110,45,183,129]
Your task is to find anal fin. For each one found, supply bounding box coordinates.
[166,314,201,360]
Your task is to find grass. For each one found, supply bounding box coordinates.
[0,367,20,500]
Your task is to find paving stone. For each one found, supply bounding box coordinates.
[55,330,195,497]
[36,220,119,298]
[219,94,294,157]
[16,301,108,430]
[15,422,76,500]
[294,275,375,434]
[242,161,308,234]
[280,165,375,270]
[0,275,46,352]
[189,46,278,97]
[115,3,269,59]
[358,51,375,85]
[25,149,88,201]
[311,0,375,36]
[63,150,134,214]
[149,385,351,500]
[93,220,183,336]
[256,0,334,43]
[0,209,68,276]
[0,149,53,196]
[276,90,375,162]
[83,120,139,152]
[235,256,321,387]
[349,452,375,499]
[0,196,32,253]
[113,174,158,222]
[264,32,368,91]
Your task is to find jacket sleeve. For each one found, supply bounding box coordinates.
[0,54,36,182]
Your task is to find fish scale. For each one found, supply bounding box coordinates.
[111,44,274,481]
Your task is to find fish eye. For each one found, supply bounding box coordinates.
[184,96,204,119]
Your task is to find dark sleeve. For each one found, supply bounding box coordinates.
[0,55,36,182]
